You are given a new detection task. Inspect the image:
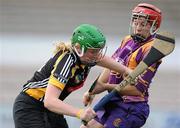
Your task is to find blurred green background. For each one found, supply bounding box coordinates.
[1,0,180,127]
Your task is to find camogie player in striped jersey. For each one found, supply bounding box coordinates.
[13,24,130,128]
[81,3,163,128]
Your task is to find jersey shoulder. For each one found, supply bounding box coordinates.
[120,35,132,48]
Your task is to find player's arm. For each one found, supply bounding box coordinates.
[44,53,96,121]
[96,76,143,96]
[97,56,131,75]
[87,67,140,96]
[44,83,96,121]
[82,68,111,106]
[44,53,80,117]
[90,68,111,94]
[44,83,79,116]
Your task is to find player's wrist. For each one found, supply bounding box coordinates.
[76,109,84,119]
[88,92,95,98]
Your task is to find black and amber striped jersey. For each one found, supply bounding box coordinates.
[23,50,91,101]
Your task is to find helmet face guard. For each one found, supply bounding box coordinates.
[79,46,107,66]
[71,24,107,64]
[129,3,162,42]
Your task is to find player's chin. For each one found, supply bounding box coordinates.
[81,60,89,64]
[81,60,97,67]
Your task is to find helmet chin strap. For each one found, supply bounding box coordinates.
[73,45,85,57]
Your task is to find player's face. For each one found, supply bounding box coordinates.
[132,16,151,39]
[80,48,103,64]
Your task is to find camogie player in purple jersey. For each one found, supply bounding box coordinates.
[81,3,162,128]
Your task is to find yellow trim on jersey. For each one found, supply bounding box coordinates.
[128,40,154,69]
[51,51,68,75]
[25,88,46,100]
[120,35,132,48]
[48,51,67,90]
[148,66,156,72]
[128,53,138,69]
[71,65,79,78]
[48,75,65,90]
[70,64,86,79]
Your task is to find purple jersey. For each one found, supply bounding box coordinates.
[109,35,161,102]
[94,35,160,128]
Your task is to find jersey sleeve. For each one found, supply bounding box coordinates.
[112,36,131,59]
[111,47,121,59]
[48,52,75,90]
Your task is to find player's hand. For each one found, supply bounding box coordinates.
[122,68,133,80]
[78,107,96,122]
[124,68,132,76]
[83,91,95,106]
[80,124,87,128]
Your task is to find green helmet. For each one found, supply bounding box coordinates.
[71,24,106,52]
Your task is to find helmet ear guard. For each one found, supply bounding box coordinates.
[73,43,85,57]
